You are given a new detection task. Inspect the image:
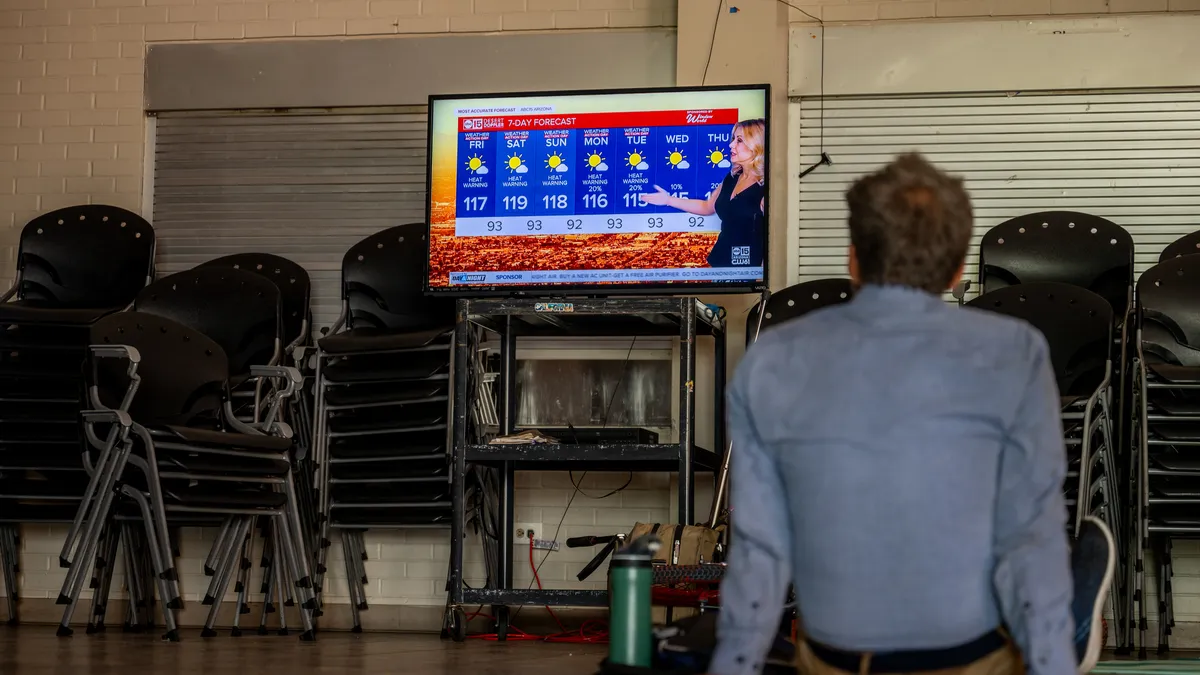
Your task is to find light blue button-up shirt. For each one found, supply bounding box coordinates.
[710,284,1074,675]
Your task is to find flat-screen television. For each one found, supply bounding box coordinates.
[424,85,771,295]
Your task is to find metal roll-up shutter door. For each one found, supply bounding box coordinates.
[152,106,429,331]
[794,90,1200,298]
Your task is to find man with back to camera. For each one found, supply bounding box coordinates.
[708,154,1115,675]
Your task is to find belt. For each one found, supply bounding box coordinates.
[806,629,1007,674]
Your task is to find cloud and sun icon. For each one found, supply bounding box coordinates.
[546,152,569,173]
[626,151,650,171]
[465,154,489,175]
[585,152,608,172]
[707,147,731,168]
[666,148,690,170]
[506,153,529,174]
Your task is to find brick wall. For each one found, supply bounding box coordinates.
[783,0,1200,22]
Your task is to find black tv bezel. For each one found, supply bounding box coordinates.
[423,83,772,297]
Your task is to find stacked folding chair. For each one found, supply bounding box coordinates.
[56,309,313,640]
[197,253,320,631]
[746,278,854,345]
[0,205,155,625]
[1131,249,1200,656]
[310,223,455,631]
[971,211,1134,650]
[1159,230,1200,263]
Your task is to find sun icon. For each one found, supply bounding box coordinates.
[707,148,731,168]
[666,148,689,169]
[545,152,568,173]
[506,153,524,172]
[586,152,605,170]
[626,151,648,170]
[465,154,487,174]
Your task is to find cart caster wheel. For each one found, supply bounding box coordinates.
[6,618,17,626]
[231,628,242,637]
[352,625,363,634]
[495,606,509,642]
[448,606,467,642]
[56,625,73,638]
[200,627,218,638]
[278,628,290,636]
[1139,647,1147,660]
[162,630,180,642]
[257,627,269,636]
[300,630,316,642]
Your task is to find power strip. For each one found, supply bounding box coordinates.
[532,538,559,552]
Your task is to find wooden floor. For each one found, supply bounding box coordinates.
[0,625,608,675]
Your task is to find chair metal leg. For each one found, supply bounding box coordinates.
[1137,368,1149,659]
[119,524,142,633]
[341,531,363,632]
[58,438,135,604]
[203,517,240,606]
[86,525,120,634]
[273,512,314,639]
[257,551,277,636]
[283,470,314,591]
[231,522,254,636]
[202,517,251,638]
[130,428,181,591]
[1,525,19,625]
[271,523,291,635]
[61,422,130,569]
[204,519,234,577]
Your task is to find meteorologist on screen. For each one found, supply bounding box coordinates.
[638,118,766,268]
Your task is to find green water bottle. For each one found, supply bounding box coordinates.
[608,534,661,668]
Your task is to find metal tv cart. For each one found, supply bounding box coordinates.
[445,296,727,641]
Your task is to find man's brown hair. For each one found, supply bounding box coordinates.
[845,153,973,294]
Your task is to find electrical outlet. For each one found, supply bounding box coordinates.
[515,523,543,541]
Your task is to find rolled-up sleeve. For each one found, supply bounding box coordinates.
[710,357,793,675]
[992,333,1074,675]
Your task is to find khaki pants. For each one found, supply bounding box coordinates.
[796,630,1025,675]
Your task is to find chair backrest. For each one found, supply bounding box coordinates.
[134,267,281,376]
[979,211,1133,317]
[1159,230,1200,264]
[967,282,1113,397]
[16,205,155,309]
[746,278,854,346]
[198,253,311,345]
[1137,255,1200,367]
[90,311,229,425]
[342,223,453,331]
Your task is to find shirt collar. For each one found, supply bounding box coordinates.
[848,283,946,316]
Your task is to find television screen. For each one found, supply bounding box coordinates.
[425,85,770,295]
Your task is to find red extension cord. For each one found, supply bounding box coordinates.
[465,537,610,644]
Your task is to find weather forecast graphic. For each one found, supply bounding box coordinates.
[426,88,768,291]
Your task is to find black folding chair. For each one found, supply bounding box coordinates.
[973,212,1135,650]
[0,204,154,625]
[1132,254,1200,656]
[967,282,1124,645]
[197,253,319,630]
[57,311,312,640]
[1159,230,1200,263]
[309,223,455,630]
[746,278,854,346]
[130,266,308,634]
